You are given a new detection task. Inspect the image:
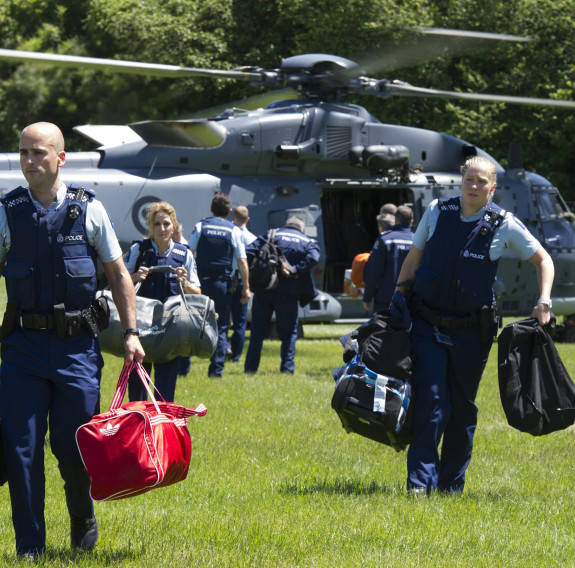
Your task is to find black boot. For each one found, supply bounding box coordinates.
[70,515,98,550]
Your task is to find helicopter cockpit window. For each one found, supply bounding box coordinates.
[535,189,575,249]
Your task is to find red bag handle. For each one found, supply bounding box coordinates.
[110,361,162,413]
[109,361,207,418]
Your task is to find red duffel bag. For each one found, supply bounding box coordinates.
[75,361,207,501]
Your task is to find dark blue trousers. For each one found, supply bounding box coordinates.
[229,280,248,362]
[0,328,102,556]
[200,277,231,377]
[406,316,493,493]
[244,291,299,374]
[128,358,181,402]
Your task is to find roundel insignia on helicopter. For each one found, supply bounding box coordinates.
[132,196,161,236]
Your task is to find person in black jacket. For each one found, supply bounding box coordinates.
[363,205,414,313]
[244,216,320,374]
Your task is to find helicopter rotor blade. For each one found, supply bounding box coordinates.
[411,27,533,43]
[0,48,273,83]
[2,36,573,111]
[381,80,575,109]
[360,28,533,75]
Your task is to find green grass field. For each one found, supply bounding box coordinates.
[0,322,574,567]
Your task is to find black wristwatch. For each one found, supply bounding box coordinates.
[123,328,140,338]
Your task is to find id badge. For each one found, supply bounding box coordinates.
[434,326,454,347]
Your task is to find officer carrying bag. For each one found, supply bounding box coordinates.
[498,318,575,436]
[97,287,218,364]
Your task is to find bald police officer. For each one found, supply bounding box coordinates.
[0,122,144,560]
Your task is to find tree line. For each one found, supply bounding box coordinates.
[1,0,574,197]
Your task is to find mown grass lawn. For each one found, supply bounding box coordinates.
[0,322,574,567]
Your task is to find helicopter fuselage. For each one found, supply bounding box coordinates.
[1,99,574,322]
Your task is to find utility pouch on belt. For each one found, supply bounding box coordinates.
[0,300,19,340]
[227,273,239,295]
[81,306,98,336]
[55,297,110,339]
[82,296,110,336]
[479,304,498,342]
[54,303,83,338]
[92,296,110,331]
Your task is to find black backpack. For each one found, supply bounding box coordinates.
[249,229,287,293]
[498,318,575,436]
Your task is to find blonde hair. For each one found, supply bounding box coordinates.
[145,201,178,238]
[460,156,497,185]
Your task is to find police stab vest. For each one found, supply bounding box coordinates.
[0,185,98,311]
[413,197,505,314]
[134,239,187,301]
[195,216,234,276]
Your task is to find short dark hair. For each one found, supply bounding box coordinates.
[211,192,232,217]
[395,205,413,226]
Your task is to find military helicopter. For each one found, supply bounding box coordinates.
[1,29,575,335]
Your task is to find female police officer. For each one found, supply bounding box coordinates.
[124,201,201,402]
[395,155,554,495]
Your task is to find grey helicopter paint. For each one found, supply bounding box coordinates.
[1,31,575,333]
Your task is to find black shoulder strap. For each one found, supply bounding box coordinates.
[134,239,153,270]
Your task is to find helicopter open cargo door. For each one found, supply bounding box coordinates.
[320,182,415,296]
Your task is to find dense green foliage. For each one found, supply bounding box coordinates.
[1,0,574,194]
[1,324,574,566]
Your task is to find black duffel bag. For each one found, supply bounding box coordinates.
[331,357,413,451]
[498,318,575,436]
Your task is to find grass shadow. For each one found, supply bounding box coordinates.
[279,476,399,497]
[4,546,140,565]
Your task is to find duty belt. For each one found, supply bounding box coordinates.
[19,313,55,331]
[198,271,230,280]
[13,299,110,338]
[417,305,477,329]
